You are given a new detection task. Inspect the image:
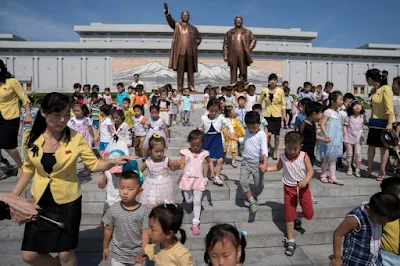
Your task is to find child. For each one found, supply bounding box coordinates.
[267,132,314,256]
[103,87,113,105]
[245,83,257,112]
[127,86,136,107]
[203,86,210,109]
[102,170,151,266]
[143,204,193,265]
[224,86,236,107]
[169,89,180,126]
[18,96,38,162]
[150,88,160,106]
[391,77,400,172]
[95,104,114,156]
[132,105,148,159]
[90,92,100,130]
[224,107,246,168]
[234,79,246,103]
[380,177,400,265]
[319,91,344,185]
[208,88,217,100]
[331,192,400,266]
[236,96,247,128]
[122,98,134,129]
[157,89,170,126]
[252,104,269,135]
[68,100,95,176]
[181,88,195,126]
[298,101,325,166]
[218,97,226,115]
[92,85,102,98]
[199,98,234,186]
[140,135,176,207]
[343,100,365,177]
[297,82,314,100]
[72,83,82,101]
[314,85,324,103]
[177,130,215,235]
[111,109,132,148]
[134,85,148,107]
[116,83,130,107]
[83,84,91,104]
[295,98,312,131]
[284,88,294,129]
[239,111,268,214]
[204,224,247,266]
[143,106,169,152]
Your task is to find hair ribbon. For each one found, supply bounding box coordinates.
[163,200,174,208]
[241,231,247,237]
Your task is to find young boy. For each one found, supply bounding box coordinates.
[102,170,150,266]
[236,96,248,128]
[127,86,136,107]
[132,105,148,159]
[252,104,269,136]
[239,111,268,214]
[116,83,130,107]
[18,96,38,162]
[149,87,160,106]
[224,86,236,107]
[295,98,312,131]
[380,177,400,265]
[284,88,294,129]
[122,98,134,129]
[83,84,92,104]
[72,83,83,101]
[181,88,195,126]
[90,92,100,130]
[297,82,314,101]
[267,132,314,256]
[245,83,257,111]
[92,84,103,99]
[134,85,148,107]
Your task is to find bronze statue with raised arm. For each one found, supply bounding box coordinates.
[164,2,202,91]
[223,16,257,84]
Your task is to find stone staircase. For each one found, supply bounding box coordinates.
[0,106,384,266]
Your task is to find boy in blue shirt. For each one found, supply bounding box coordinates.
[181,88,195,126]
[19,96,38,161]
[295,98,312,131]
[116,83,130,107]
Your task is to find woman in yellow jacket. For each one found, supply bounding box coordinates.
[0,59,32,178]
[12,93,134,266]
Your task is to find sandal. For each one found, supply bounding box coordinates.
[329,178,344,186]
[376,173,386,181]
[320,175,329,183]
[283,238,297,256]
[365,168,373,178]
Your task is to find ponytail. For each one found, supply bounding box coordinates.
[26,111,46,149]
[178,228,186,244]
[238,232,247,263]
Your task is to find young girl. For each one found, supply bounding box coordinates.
[177,130,215,235]
[204,224,247,266]
[200,98,234,186]
[169,89,180,126]
[203,86,210,109]
[111,109,131,150]
[331,192,400,266]
[68,100,95,176]
[224,107,245,168]
[140,135,176,207]
[343,100,365,177]
[390,77,400,172]
[157,89,170,126]
[142,204,193,265]
[103,87,112,105]
[143,106,169,152]
[284,88,294,129]
[318,91,344,185]
[94,104,114,157]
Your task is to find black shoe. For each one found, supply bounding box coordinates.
[337,158,344,169]
[294,218,302,230]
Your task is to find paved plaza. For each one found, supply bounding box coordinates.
[0,105,383,266]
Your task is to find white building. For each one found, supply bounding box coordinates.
[0,23,399,95]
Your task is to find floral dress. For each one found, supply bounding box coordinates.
[142,117,167,149]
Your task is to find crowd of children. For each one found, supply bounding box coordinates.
[40,71,400,265]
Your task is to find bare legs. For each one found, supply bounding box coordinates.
[21,250,77,266]
[367,146,389,179]
[267,133,280,159]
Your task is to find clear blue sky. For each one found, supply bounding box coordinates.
[1,0,399,48]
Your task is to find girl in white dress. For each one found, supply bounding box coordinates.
[143,106,169,152]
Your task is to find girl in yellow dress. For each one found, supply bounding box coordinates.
[224,106,245,168]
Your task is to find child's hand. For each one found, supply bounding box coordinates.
[229,133,235,140]
[18,130,22,136]
[259,163,268,173]
[168,138,171,144]
[324,137,331,143]
[298,179,308,189]
[330,258,343,266]
[98,179,107,189]
[102,248,109,261]
[94,136,99,143]
[127,144,131,148]
[135,254,145,264]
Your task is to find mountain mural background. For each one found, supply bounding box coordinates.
[113,58,283,91]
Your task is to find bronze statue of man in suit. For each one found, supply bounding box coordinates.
[164,2,202,91]
[223,16,257,84]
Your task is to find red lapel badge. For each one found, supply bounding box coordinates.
[65,150,72,154]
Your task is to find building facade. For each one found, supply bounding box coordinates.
[0,23,399,94]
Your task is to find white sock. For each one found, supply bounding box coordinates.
[249,196,255,203]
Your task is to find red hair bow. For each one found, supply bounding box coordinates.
[75,99,85,105]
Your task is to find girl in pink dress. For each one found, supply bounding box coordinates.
[177,130,215,235]
[68,100,95,176]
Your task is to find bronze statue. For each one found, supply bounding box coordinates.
[223,16,257,84]
[164,2,201,91]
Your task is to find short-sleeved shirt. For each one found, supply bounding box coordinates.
[259,116,268,131]
[285,95,294,110]
[129,93,136,107]
[224,95,235,107]
[381,219,400,255]
[102,203,151,264]
[91,103,100,121]
[123,108,134,128]
[236,106,248,127]
[135,95,148,106]
[295,112,307,129]
[100,116,113,143]
[181,96,194,111]
[150,94,160,106]
[393,95,400,123]
[20,108,38,134]
[299,120,317,157]
[133,115,147,137]
[297,91,314,101]
[145,242,194,266]
[157,99,170,110]
[116,91,130,107]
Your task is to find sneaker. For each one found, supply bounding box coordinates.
[173,121,177,126]
[249,202,257,214]
[213,176,224,186]
[191,224,200,235]
[312,196,318,204]
[294,218,302,230]
[355,168,361,178]
[232,161,237,168]
[346,168,353,176]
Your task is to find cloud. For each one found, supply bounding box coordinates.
[0,0,77,41]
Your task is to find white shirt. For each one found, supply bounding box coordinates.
[133,115,147,137]
[241,130,268,160]
[281,151,307,186]
[67,117,93,130]
[245,94,257,111]
[114,122,131,143]
[105,171,121,206]
[131,80,144,88]
[100,116,113,143]
[199,114,234,134]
